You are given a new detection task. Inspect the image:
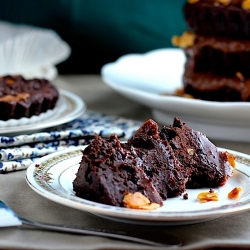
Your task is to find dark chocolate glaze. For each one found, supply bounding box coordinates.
[160,117,233,188]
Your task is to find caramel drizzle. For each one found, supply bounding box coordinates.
[0,93,30,102]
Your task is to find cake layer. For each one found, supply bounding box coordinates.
[183,66,250,101]
[184,35,250,77]
[184,0,250,38]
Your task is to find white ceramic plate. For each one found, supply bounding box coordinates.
[101,48,250,142]
[0,89,86,135]
[26,145,250,226]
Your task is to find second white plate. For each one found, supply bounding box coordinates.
[101,48,250,142]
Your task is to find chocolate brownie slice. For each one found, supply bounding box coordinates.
[160,117,234,188]
[129,119,190,199]
[73,134,163,206]
[184,0,250,39]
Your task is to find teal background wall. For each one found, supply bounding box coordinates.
[0,0,187,74]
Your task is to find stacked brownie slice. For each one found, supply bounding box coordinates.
[173,0,250,101]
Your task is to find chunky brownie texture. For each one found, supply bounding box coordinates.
[73,133,164,206]
[128,119,190,199]
[73,118,234,207]
[175,0,250,101]
[0,75,59,121]
[160,117,234,188]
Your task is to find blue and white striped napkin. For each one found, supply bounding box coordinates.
[0,111,142,173]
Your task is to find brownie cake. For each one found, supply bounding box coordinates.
[172,0,250,101]
[73,134,164,206]
[127,119,190,199]
[184,0,250,39]
[0,75,59,121]
[73,118,234,207]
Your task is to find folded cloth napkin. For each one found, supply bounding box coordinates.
[0,111,142,173]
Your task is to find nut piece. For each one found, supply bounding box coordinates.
[6,79,15,85]
[162,88,195,99]
[197,191,219,203]
[215,0,231,6]
[236,72,244,82]
[242,0,250,10]
[172,31,196,49]
[187,148,195,156]
[123,192,160,210]
[188,0,200,3]
[227,152,236,169]
[228,186,243,200]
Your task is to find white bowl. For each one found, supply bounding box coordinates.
[101,48,250,142]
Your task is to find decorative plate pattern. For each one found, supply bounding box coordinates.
[26,146,250,225]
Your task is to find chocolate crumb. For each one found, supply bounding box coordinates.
[209,188,214,193]
[183,193,188,200]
